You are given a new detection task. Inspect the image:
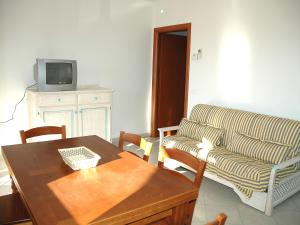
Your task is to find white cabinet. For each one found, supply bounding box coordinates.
[39,106,77,137]
[27,86,113,141]
[78,105,110,139]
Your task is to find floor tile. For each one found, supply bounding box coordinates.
[273,211,300,225]
[273,197,300,213]
[205,203,242,225]
[237,202,278,225]
[192,217,206,225]
[193,205,207,222]
[291,191,300,210]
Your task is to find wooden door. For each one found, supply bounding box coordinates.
[155,33,187,135]
[78,105,110,141]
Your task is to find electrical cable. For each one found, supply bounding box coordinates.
[0,83,37,124]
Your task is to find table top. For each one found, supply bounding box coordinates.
[1,136,198,225]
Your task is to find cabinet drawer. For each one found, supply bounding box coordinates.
[38,94,76,106]
[78,93,111,105]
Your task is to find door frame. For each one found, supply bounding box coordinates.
[150,23,191,137]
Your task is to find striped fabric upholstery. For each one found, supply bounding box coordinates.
[228,133,292,164]
[194,125,224,146]
[189,104,300,152]
[173,140,201,158]
[206,148,298,198]
[194,105,258,146]
[190,104,214,123]
[177,118,224,146]
[162,136,212,160]
[249,115,300,147]
[161,135,192,146]
[225,111,257,147]
[162,136,201,157]
[164,104,300,198]
[177,118,199,139]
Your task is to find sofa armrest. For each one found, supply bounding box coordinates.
[272,155,300,171]
[158,126,179,147]
[266,155,300,215]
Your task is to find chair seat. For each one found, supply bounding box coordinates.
[0,193,30,225]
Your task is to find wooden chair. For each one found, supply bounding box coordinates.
[19,125,66,144]
[158,147,207,224]
[0,193,31,225]
[205,213,227,225]
[118,131,153,161]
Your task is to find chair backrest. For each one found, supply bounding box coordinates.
[20,125,66,144]
[158,147,207,188]
[118,131,153,161]
[205,213,227,225]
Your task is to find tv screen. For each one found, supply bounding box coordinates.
[46,63,73,85]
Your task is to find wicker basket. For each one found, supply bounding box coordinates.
[58,146,101,170]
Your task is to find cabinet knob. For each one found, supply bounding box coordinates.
[58,98,61,102]
[94,97,98,101]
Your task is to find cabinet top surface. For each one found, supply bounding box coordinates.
[27,85,113,94]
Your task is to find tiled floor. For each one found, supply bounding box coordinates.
[1,138,300,225]
[192,175,300,225]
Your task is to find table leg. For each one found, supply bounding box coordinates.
[168,202,191,225]
[10,175,18,193]
[186,200,196,224]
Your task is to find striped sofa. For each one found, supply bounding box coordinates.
[158,104,300,215]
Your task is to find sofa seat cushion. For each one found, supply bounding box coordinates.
[206,148,298,198]
[162,135,192,146]
[228,132,293,164]
[162,135,212,160]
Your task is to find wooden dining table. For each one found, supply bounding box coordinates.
[1,135,199,225]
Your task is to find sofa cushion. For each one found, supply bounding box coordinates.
[227,133,292,164]
[177,118,223,146]
[162,135,192,147]
[162,135,213,160]
[206,147,298,198]
[194,124,224,146]
[177,118,199,139]
[162,135,201,158]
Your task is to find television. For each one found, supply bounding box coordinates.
[36,58,77,91]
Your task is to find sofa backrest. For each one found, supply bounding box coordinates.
[189,104,300,152]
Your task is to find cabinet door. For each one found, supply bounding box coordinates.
[40,107,76,138]
[78,105,110,141]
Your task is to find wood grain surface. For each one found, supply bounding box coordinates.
[2,136,199,225]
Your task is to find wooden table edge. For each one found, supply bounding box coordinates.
[89,188,199,225]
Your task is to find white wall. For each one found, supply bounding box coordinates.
[0,0,154,146]
[1,0,300,149]
[153,0,300,120]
